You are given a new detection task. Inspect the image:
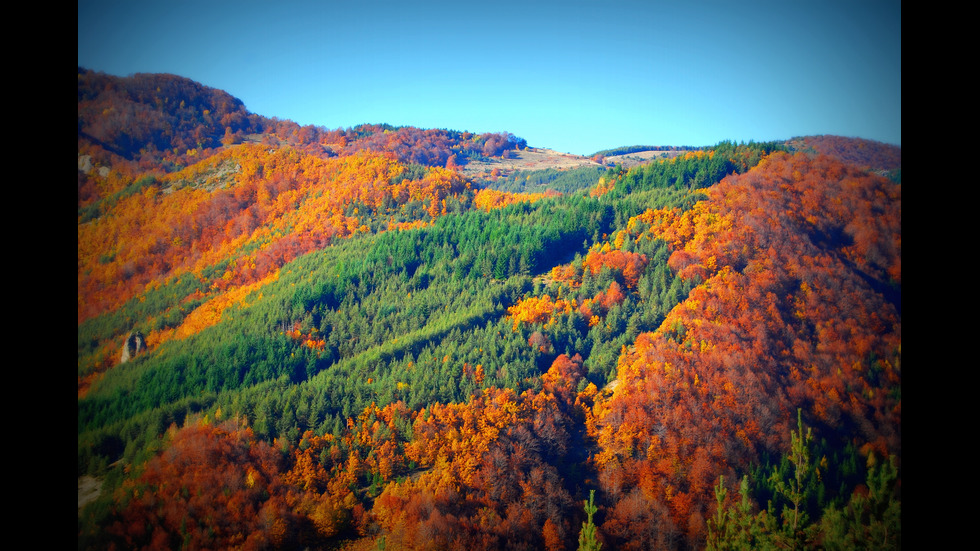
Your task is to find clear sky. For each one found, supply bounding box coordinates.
[78,0,900,156]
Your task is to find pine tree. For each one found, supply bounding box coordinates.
[768,408,816,548]
[578,489,601,551]
[820,453,901,550]
[706,475,779,550]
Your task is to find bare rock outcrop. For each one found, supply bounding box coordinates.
[120,330,145,364]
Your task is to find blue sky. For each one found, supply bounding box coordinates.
[78,0,900,155]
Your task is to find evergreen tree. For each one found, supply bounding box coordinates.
[769,409,816,547]
[578,489,601,551]
[707,475,779,551]
[820,454,901,550]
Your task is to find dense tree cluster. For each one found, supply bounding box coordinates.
[78,69,267,165]
[78,73,899,551]
[587,151,900,549]
[78,145,471,392]
[100,419,303,550]
[481,166,607,195]
[343,126,526,167]
[78,68,527,177]
[797,135,901,172]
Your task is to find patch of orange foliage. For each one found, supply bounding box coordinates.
[507,294,573,331]
[473,188,553,211]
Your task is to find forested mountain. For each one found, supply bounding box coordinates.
[78,71,900,551]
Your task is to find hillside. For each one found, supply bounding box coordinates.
[462,147,601,177]
[78,72,900,551]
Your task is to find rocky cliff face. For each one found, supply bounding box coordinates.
[120,330,145,364]
[78,155,110,177]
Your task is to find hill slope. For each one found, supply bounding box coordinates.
[78,72,900,551]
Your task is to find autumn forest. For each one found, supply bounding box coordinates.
[77,69,901,550]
